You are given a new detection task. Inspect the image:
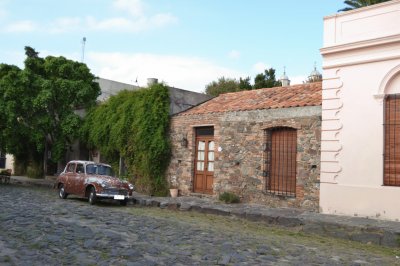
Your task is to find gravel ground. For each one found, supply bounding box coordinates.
[0,184,399,265]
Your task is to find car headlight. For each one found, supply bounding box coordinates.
[128,183,134,190]
[101,182,110,188]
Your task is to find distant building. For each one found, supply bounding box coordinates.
[307,64,322,83]
[96,77,212,115]
[279,68,291,87]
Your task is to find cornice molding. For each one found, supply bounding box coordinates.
[322,54,400,70]
[323,0,400,20]
[320,34,400,56]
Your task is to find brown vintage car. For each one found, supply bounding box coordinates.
[55,160,134,206]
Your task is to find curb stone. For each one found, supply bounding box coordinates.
[131,193,400,248]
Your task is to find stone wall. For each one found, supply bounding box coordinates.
[167,106,321,211]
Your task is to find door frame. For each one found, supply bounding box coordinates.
[193,127,215,194]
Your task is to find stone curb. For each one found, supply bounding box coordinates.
[8,177,400,248]
[10,176,55,189]
[131,194,400,248]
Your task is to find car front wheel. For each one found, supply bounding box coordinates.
[59,184,68,199]
[88,187,97,205]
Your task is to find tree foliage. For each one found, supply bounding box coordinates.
[339,0,390,11]
[205,77,240,97]
[205,68,280,97]
[0,47,100,176]
[253,68,281,89]
[82,83,171,196]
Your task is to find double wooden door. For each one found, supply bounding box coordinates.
[194,137,214,194]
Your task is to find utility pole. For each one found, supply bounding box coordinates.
[81,37,86,62]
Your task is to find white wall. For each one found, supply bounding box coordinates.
[5,154,14,174]
[320,0,400,221]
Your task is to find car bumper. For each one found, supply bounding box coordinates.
[96,193,133,200]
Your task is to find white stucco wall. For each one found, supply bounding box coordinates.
[320,0,400,221]
[5,154,14,174]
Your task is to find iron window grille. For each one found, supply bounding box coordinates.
[384,94,400,186]
[264,127,297,197]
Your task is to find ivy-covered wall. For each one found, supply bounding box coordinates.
[82,83,171,195]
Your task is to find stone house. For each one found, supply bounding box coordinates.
[167,82,322,211]
[320,0,400,221]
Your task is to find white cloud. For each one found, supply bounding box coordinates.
[2,0,177,34]
[86,52,245,93]
[49,17,81,33]
[113,0,144,17]
[85,13,177,32]
[228,49,240,59]
[4,20,37,32]
[252,62,270,73]
[149,13,177,28]
[86,16,134,31]
[290,75,307,85]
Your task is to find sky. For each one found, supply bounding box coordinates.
[0,0,345,93]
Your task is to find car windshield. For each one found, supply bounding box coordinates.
[86,164,114,176]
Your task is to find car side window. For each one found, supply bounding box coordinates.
[76,164,84,174]
[86,164,96,174]
[66,163,75,173]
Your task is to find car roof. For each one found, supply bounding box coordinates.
[67,160,111,167]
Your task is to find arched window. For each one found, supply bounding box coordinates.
[264,127,297,196]
[384,94,400,186]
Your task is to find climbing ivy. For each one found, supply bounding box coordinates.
[82,83,170,195]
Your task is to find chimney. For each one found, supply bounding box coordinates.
[147,78,158,87]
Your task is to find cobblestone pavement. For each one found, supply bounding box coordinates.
[0,185,399,265]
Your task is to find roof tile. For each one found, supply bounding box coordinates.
[178,82,322,116]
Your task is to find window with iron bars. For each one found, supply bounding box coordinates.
[263,127,297,197]
[384,94,400,186]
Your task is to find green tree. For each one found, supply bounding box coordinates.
[205,77,239,97]
[0,47,100,177]
[239,77,252,91]
[339,0,390,11]
[253,68,281,89]
[205,68,281,97]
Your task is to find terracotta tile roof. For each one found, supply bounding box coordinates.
[177,82,322,116]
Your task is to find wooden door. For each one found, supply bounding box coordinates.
[269,128,297,195]
[194,137,214,194]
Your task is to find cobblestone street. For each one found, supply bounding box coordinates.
[0,184,399,265]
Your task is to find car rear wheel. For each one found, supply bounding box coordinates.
[120,199,128,206]
[59,184,68,199]
[88,187,97,205]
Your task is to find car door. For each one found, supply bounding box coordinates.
[74,163,86,197]
[64,163,76,194]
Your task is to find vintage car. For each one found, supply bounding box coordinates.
[55,160,134,206]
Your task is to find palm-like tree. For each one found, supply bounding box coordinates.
[339,0,391,12]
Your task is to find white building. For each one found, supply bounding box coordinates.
[320,0,400,221]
